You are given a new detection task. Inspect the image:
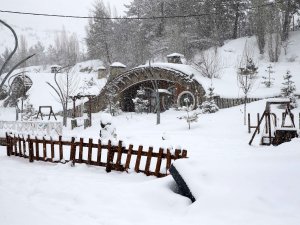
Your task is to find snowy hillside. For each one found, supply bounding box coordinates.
[193,31,300,98]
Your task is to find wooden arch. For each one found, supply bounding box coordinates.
[89,66,206,112]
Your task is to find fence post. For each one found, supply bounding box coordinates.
[145,146,153,176]
[166,149,172,175]
[70,137,76,166]
[6,133,11,156]
[106,140,113,172]
[79,138,84,163]
[28,135,34,163]
[42,137,47,161]
[88,138,93,164]
[115,141,123,171]
[124,144,133,172]
[154,148,164,177]
[134,145,143,173]
[248,113,251,133]
[96,139,102,165]
[59,136,63,160]
[35,137,40,161]
[18,135,22,157]
[182,150,188,158]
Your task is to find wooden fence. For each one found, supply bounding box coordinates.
[214,97,261,109]
[5,133,187,178]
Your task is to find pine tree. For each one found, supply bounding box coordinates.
[281,70,297,108]
[200,86,219,114]
[262,64,275,88]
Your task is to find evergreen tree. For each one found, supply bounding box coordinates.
[281,70,297,108]
[200,86,219,114]
[262,64,275,88]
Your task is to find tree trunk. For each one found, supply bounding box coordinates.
[282,0,291,42]
[232,2,240,39]
[244,95,247,125]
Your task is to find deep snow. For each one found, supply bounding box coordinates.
[0,98,300,225]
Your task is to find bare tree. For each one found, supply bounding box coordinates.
[46,66,78,126]
[237,44,258,125]
[0,20,35,96]
[195,50,223,79]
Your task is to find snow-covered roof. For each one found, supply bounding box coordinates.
[97,66,106,70]
[158,89,172,95]
[50,65,62,68]
[167,53,184,58]
[110,62,126,68]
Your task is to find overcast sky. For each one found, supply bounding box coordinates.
[0,0,132,42]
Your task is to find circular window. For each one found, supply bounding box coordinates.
[177,91,196,110]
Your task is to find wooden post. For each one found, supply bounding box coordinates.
[59,136,63,160]
[70,137,76,166]
[97,139,102,165]
[154,148,164,177]
[124,144,133,172]
[79,138,83,163]
[134,145,143,173]
[88,138,93,164]
[166,149,172,171]
[18,135,22,157]
[257,113,260,134]
[13,135,18,156]
[6,133,11,156]
[115,141,123,171]
[43,137,47,161]
[106,140,113,172]
[22,135,26,157]
[35,137,40,161]
[182,150,188,158]
[145,147,153,176]
[174,149,181,159]
[50,137,55,161]
[28,135,34,163]
[248,113,251,133]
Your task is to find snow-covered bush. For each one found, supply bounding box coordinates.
[200,86,219,114]
[99,113,117,140]
[132,87,149,113]
[281,70,297,108]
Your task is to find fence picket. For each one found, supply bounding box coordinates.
[154,148,164,177]
[88,138,93,164]
[79,138,84,163]
[43,137,47,161]
[35,137,39,160]
[106,140,112,172]
[145,147,153,176]
[59,136,63,160]
[115,141,123,171]
[125,144,133,171]
[134,145,143,173]
[97,139,102,165]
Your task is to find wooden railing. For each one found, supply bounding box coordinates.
[5,133,187,178]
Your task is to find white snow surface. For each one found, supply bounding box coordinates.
[0,98,300,225]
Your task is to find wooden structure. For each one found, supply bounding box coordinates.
[6,133,187,178]
[36,106,57,120]
[90,66,206,113]
[249,99,298,146]
[69,95,96,126]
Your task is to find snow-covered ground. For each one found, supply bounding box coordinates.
[1,29,300,225]
[0,98,300,225]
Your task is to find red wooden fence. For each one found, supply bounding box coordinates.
[6,133,187,178]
